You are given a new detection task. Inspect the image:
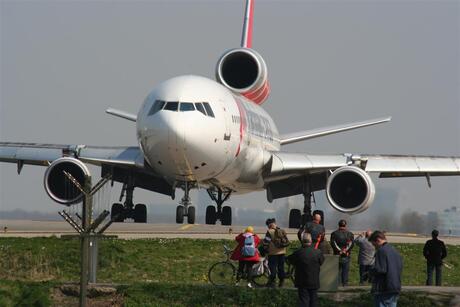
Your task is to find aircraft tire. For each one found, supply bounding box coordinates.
[134,203,147,223]
[176,205,185,224]
[221,206,232,226]
[187,206,196,224]
[205,206,217,225]
[111,203,124,222]
[289,209,301,229]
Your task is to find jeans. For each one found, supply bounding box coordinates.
[359,264,373,284]
[298,287,318,307]
[426,263,442,286]
[339,256,350,286]
[373,293,399,307]
[237,261,254,281]
[268,254,286,280]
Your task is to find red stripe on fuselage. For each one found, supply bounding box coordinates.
[234,98,246,157]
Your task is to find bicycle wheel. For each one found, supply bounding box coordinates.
[208,261,236,286]
[252,270,270,287]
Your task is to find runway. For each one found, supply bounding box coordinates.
[1,219,459,244]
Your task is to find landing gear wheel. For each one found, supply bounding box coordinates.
[134,203,147,223]
[111,203,124,222]
[187,206,196,224]
[176,205,185,224]
[289,209,301,229]
[221,206,232,226]
[206,206,217,225]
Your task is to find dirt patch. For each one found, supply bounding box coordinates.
[50,284,124,307]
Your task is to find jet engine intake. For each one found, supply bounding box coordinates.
[44,157,90,205]
[216,48,270,104]
[326,166,375,214]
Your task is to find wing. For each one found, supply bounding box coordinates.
[0,142,143,169]
[0,142,173,196]
[264,151,460,200]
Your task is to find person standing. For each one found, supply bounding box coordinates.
[288,232,325,307]
[298,213,326,248]
[330,219,354,287]
[355,229,375,285]
[264,218,289,288]
[231,226,261,287]
[368,230,403,307]
[423,229,447,286]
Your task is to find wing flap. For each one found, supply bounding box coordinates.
[363,155,460,177]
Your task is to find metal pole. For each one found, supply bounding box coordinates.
[79,175,92,307]
[89,236,98,283]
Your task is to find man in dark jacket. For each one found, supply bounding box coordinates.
[368,230,403,307]
[330,219,354,286]
[423,229,447,286]
[288,232,325,307]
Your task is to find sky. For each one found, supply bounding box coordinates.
[1,0,459,224]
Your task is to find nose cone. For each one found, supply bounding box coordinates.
[140,110,230,182]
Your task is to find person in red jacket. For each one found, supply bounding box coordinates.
[231,226,261,287]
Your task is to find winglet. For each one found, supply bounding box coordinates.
[106,108,137,122]
[241,0,254,48]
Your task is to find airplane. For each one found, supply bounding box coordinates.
[1,0,459,228]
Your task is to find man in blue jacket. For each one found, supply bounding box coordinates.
[368,231,403,307]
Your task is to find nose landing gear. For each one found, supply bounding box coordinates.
[205,189,232,225]
[176,182,196,224]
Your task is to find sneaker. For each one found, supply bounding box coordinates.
[247,282,253,288]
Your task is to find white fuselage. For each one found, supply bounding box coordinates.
[136,75,280,193]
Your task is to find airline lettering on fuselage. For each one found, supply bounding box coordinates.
[236,97,275,142]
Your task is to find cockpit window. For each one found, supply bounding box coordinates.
[180,102,195,112]
[195,103,206,116]
[164,101,179,111]
[148,100,165,116]
[203,102,215,118]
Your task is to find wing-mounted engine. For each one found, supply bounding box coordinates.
[44,157,90,205]
[216,48,270,104]
[326,166,375,214]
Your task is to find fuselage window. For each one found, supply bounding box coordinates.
[148,100,165,116]
[164,101,179,111]
[180,102,195,112]
[203,102,215,118]
[195,103,206,116]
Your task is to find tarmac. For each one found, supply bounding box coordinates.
[1,219,460,244]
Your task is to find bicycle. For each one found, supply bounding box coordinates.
[208,245,271,287]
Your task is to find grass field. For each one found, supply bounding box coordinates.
[0,237,458,306]
[0,237,459,286]
[0,280,454,307]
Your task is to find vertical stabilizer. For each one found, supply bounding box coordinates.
[241,0,254,48]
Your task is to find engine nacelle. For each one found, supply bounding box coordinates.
[44,157,90,205]
[216,48,270,104]
[326,166,375,214]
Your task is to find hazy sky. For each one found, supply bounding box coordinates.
[1,0,459,221]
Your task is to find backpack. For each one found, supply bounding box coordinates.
[273,228,290,248]
[241,234,256,257]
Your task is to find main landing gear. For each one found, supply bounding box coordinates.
[288,190,324,229]
[205,189,232,225]
[175,182,195,224]
[111,181,147,223]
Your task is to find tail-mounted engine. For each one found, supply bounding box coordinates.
[44,157,90,205]
[326,166,375,214]
[216,48,270,104]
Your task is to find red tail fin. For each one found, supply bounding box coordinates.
[241,0,254,48]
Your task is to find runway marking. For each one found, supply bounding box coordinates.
[179,224,195,231]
